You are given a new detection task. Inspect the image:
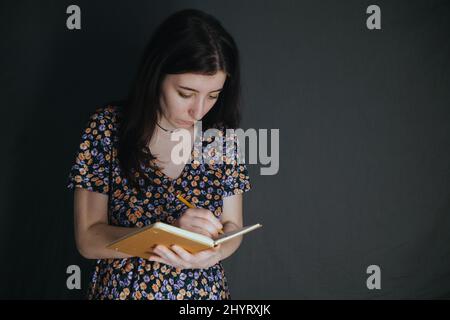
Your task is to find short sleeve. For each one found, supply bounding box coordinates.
[221,129,252,197]
[66,107,114,194]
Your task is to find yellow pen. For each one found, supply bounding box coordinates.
[176,193,224,235]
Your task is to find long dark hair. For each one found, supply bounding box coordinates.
[118,9,242,190]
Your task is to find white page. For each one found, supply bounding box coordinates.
[213,223,262,245]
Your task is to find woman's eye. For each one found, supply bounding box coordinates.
[178,92,192,98]
[179,92,218,100]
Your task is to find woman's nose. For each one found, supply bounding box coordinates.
[189,101,204,121]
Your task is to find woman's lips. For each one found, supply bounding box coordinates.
[177,120,194,126]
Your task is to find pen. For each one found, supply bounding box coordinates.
[176,193,224,235]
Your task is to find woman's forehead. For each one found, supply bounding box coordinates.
[167,72,226,91]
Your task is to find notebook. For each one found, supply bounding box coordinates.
[106,222,262,259]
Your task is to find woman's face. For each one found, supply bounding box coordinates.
[158,71,227,129]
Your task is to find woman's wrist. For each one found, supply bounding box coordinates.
[217,245,224,262]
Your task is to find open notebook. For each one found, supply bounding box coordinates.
[106,222,262,258]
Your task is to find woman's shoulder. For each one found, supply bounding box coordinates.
[88,104,122,125]
[78,104,123,151]
[83,104,124,138]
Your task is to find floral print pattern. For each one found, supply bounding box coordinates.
[66,105,251,300]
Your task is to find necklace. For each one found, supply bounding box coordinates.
[156,122,177,134]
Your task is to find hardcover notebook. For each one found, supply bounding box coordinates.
[106,222,262,259]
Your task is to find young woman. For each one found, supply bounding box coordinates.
[67,9,251,300]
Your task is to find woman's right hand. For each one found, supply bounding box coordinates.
[173,208,223,238]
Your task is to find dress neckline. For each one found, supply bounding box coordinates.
[149,146,196,183]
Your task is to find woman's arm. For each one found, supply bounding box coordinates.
[74,188,132,259]
[217,194,244,261]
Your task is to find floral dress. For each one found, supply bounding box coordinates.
[66,105,251,300]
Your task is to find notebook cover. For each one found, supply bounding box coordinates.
[106,222,214,259]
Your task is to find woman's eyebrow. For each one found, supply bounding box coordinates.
[178,85,223,93]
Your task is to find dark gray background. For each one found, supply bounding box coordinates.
[1,0,449,299]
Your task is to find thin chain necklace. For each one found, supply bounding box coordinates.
[156,122,177,134]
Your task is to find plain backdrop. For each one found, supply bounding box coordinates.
[1,0,449,299]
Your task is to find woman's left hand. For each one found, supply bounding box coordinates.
[148,244,222,269]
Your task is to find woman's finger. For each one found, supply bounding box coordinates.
[154,245,189,268]
[186,208,223,230]
[148,255,171,266]
[149,251,184,269]
[194,209,223,230]
[187,224,215,237]
[170,245,194,262]
[190,217,220,237]
[195,245,221,261]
